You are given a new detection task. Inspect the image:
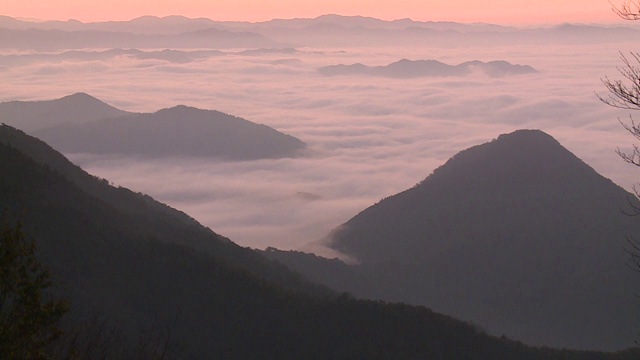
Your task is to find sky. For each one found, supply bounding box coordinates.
[2,0,625,25]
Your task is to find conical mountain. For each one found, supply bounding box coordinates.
[324,129,640,350]
[0,92,132,132]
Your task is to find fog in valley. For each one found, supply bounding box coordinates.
[1,19,637,256]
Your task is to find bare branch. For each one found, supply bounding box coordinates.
[611,0,640,20]
[598,52,640,110]
[621,194,640,217]
[625,236,640,271]
[598,51,640,170]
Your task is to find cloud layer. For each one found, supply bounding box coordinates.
[1,41,637,254]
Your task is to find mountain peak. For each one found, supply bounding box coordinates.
[433,129,578,184]
[329,129,598,265]
[324,129,640,350]
[0,93,131,132]
[158,104,201,113]
[495,128,557,145]
[59,92,102,102]
[489,129,562,154]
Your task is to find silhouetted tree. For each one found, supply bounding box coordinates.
[0,219,68,359]
[600,1,640,159]
[600,2,640,274]
[599,50,640,168]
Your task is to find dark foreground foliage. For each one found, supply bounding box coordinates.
[0,220,68,359]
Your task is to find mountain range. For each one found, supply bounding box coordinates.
[1,93,306,160]
[3,125,637,358]
[265,130,640,351]
[0,14,519,34]
[1,15,638,50]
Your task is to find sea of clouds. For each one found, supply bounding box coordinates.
[1,40,638,255]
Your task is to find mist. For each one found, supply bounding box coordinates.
[0,28,637,254]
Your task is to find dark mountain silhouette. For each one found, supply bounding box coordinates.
[0,92,132,132]
[268,130,640,351]
[0,125,318,295]
[34,104,306,160]
[4,126,636,358]
[319,59,537,78]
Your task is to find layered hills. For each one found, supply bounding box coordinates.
[319,59,537,78]
[1,94,306,160]
[2,15,639,49]
[266,130,640,351]
[3,125,635,358]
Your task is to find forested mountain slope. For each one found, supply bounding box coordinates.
[0,124,320,295]
[270,130,640,351]
[1,126,638,358]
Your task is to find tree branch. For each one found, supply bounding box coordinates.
[611,0,640,20]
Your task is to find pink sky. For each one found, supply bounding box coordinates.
[2,0,624,25]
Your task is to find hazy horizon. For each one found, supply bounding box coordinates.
[2,12,639,257]
[2,14,631,27]
[2,0,628,26]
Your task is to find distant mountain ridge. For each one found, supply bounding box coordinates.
[319,59,537,78]
[267,129,640,351]
[1,15,638,49]
[0,14,523,34]
[1,93,306,160]
[0,14,626,34]
[35,104,306,160]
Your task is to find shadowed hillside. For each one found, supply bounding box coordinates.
[3,126,637,358]
[268,130,640,351]
[0,125,317,294]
